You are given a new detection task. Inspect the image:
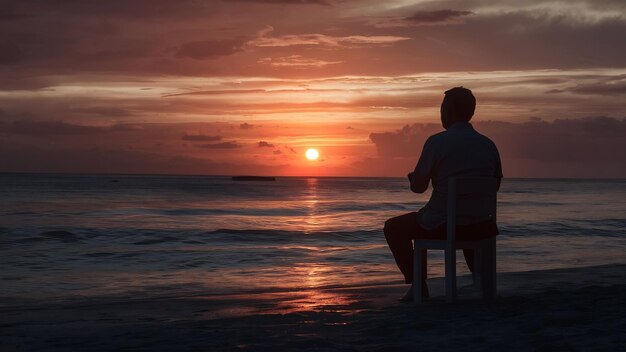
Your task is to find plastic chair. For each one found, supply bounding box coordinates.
[413,177,498,303]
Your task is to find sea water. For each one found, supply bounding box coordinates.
[1,174,625,303]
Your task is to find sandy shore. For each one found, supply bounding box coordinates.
[2,264,625,351]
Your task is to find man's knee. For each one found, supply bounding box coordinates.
[383,218,395,239]
[385,212,419,240]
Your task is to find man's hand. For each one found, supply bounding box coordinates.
[407,172,413,181]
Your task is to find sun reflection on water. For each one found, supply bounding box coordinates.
[303,177,320,230]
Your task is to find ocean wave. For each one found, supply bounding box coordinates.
[2,218,624,249]
[2,227,384,248]
[324,202,417,212]
[498,201,565,207]
[569,218,626,227]
[203,228,381,242]
[500,220,626,238]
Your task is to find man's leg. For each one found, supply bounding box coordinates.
[384,212,426,284]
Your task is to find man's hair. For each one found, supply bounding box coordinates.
[443,86,476,122]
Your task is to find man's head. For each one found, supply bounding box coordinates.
[440,87,476,129]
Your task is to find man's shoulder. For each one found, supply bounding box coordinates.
[473,129,498,148]
[426,131,447,144]
[432,125,499,150]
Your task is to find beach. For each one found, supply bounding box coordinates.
[2,264,624,351]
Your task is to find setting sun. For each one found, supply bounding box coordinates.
[305,148,319,161]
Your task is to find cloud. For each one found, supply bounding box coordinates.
[258,141,274,147]
[0,143,286,176]
[196,141,240,149]
[0,3,26,21]
[226,0,329,5]
[0,121,106,136]
[405,10,474,24]
[240,122,255,130]
[371,9,473,28]
[163,89,265,97]
[369,117,626,177]
[370,124,442,157]
[111,123,144,131]
[273,149,282,154]
[175,39,245,60]
[69,106,132,117]
[0,0,624,81]
[258,55,343,68]
[0,41,22,65]
[474,1,626,26]
[182,133,222,141]
[567,76,626,95]
[248,26,410,48]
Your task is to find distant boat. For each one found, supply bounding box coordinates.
[231,176,276,181]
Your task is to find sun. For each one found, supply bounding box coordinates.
[305,148,319,160]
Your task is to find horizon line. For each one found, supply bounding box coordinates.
[1,171,625,181]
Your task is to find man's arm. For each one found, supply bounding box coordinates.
[409,136,437,193]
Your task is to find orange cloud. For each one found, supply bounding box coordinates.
[248,26,410,48]
[258,55,343,68]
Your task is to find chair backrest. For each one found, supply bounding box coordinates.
[447,177,498,242]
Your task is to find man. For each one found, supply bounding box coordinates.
[383,87,502,301]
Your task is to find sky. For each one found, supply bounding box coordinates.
[0,0,625,177]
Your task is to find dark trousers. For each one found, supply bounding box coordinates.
[384,212,498,284]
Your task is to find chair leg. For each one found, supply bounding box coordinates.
[490,238,497,299]
[472,247,482,287]
[414,244,424,304]
[481,242,490,299]
[481,239,496,301]
[445,246,456,303]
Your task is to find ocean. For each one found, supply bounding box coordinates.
[1,174,625,304]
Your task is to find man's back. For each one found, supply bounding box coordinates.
[412,121,502,228]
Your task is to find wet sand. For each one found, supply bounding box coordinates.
[2,264,625,351]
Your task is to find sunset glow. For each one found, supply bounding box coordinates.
[0,1,624,177]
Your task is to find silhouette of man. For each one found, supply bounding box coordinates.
[383,87,502,301]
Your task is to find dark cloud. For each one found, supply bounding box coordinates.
[548,76,626,96]
[110,123,144,131]
[0,3,26,21]
[9,0,221,20]
[370,124,441,157]
[0,41,22,65]
[273,149,282,154]
[405,9,473,24]
[0,121,106,136]
[369,117,626,177]
[69,106,132,117]
[0,1,624,78]
[0,143,286,175]
[174,39,245,60]
[240,123,255,130]
[225,0,330,5]
[569,78,626,95]
[196,141,240,149]
[258,141,274,148]
[182,133,222,141]
[163,89,265,97]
